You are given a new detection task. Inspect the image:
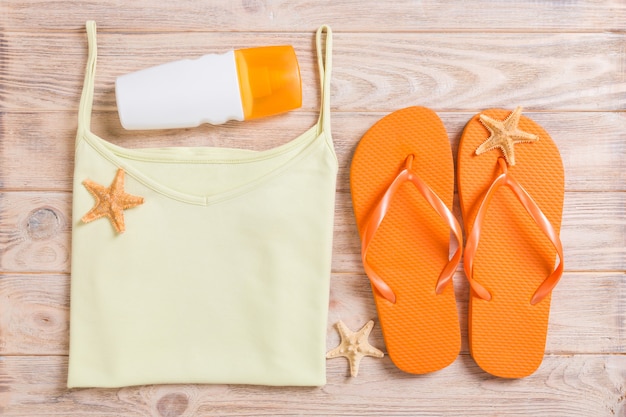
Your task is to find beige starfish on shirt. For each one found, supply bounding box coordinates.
[476,106,539,166]
[326,320,384,377]
[81,168,144,234]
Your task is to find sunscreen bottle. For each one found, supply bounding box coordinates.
[115,46,302,129]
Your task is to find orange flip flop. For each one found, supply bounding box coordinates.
[457,107,564,378]
[350,106,463,374]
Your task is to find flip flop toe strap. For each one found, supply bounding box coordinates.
[360,155,463,304]
[464,158,564,305]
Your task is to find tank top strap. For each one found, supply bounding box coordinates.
[77,21,98,142]
[315,25,332,134]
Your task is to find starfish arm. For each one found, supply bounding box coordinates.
[362,345,385,358]
[502,106,523,129]
[81,180,109,223]
[110,169,126,192]
[121,195,145,210]
[475,115,500,156]
[349,352,363,377]
[82,179,107,203]
[478,113,502,132]
[335,320,351,343]
[327,321,351,359]
[475,139,498,156]
[325,345,344,359]
[109,210,126,234]
[511,128,539,143]
[503,107,539,144]
[81,206,104,223]
[111,169,144,210]
[503,140,516,166]
[357,320,375,338]
[354,321,384,358]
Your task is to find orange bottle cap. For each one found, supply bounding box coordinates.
[234,46,302,120]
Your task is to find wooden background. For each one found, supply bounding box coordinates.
[1,1,625,416]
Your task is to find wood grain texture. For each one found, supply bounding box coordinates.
[2,0,626,32]
[0,355,624,417]
[0,275,69,355]
[1,111,625,192]
[1,1,624,416]
[1,272,623,356]
[1,191,624,273]
[0,192,71,273]
[1,32,625,112]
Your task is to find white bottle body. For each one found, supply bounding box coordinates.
[115,51,244,130]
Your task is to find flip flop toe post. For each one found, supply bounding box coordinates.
[351,106,463,374]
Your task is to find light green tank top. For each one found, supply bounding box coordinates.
[68,21,337,388]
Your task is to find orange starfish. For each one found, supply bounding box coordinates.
[81,168,144,233]
[476,106,539,166]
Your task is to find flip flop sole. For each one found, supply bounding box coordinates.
[351,106,460,374]
[458,109,564,378]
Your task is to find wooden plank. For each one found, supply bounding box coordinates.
[1,191,624,274]
[0,272,623,356]
[0,192,71,273]
[1,32,625,111]
[0,355,624,417]
[0,275,69,355]
[1,111,624,192]
[2,0,625,32]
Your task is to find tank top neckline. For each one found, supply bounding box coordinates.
[76,21,334,206]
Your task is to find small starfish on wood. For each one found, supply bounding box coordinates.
[476,106,539,166]
[81,168,144,233]
[326,320,384,377]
